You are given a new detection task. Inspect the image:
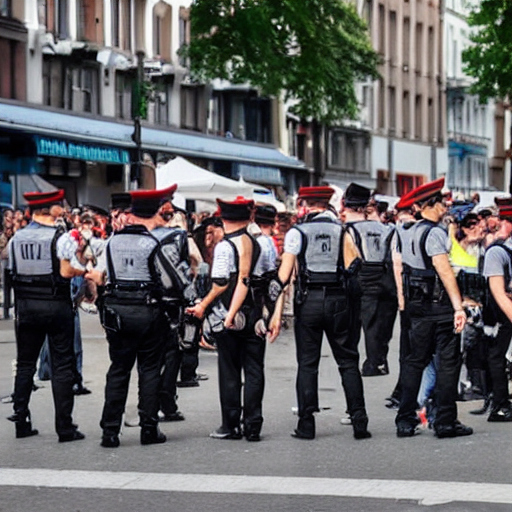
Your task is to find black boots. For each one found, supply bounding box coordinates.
[352,417,372,440]
[140,424,167,445]
[101,430,120,448]
[15,412,39,439]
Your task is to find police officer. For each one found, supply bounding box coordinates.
[276,186,371,440]
[481,198,512,421]
[396,177,473,438]
[251,204,280,335]
[99,188,171,448]
[9,190,85,442]
[187,197,267,441]
[151,185,195,422]
[344,185,398,376]
[385,193,418,409]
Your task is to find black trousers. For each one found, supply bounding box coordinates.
[180,345,199,382]
[159,329,182,416]
[359,267,398,373]
[14,297,76,436]
[485,322,512,409]
[294,288,367,433]
[396,307,461,429]
[216,327,266,434]
[100,303,167,433]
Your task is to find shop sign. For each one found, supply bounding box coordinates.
[35,136,130,165]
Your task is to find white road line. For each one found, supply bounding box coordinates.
[0,468,510,506]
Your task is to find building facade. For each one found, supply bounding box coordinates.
[0,0,307,208]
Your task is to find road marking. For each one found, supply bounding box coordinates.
[0,468,510,506]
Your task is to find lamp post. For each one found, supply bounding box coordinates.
[131,49,145,188]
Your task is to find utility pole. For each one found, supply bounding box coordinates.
[131,49,145,188]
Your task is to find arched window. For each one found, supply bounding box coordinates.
[153,1,172,61]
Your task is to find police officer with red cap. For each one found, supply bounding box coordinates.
[99,188,171,448]
[9,190,85,442]
[187,196,268,441]
[275,186,371,440]
[480,197,512,422]
[396,177,473,438]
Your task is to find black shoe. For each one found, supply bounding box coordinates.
[245,431,261,442]
[159,411,185,422]
[101,433,120,448]
[58,429,86,443]
[396,424,417,438]
[7,412,19,422]
[362,364,389,377]
[176,380,200,388]
[435,422,473,439]
[352,418,372,440]
[385,397,400,410]
[291,428,315,440]
[15,421,39,439]
[140,425,166,445]
[73,384,92,396]
[488,405,512,422]
[470,395,492,415]
[209,426,243,440]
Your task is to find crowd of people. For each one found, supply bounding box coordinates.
[4,176,512,446]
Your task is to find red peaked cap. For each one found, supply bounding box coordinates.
[495,197,512,220]
[216,196,254,221]
[130,184,178,218]
[395,177,445,210]
[298,186,335,202]
[23,189,65,211]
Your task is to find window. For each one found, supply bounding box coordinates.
[208,92,223,136]
[328,129,369,175]
[378,79,385,129]
[153,1,172,61]
[396,174,424,196]
[402,91,410,137]
[389,11,397,64]
[43,0,69,38]
[428,26,435,77]
[77,0,104,44]
[111,0,119,47]
[64,64,100,114]
[378,3,385,55]
[43,57,65,107]
[153,78,169,126]
[388,87,396,133]
[115,71,133,119]
[0,39,26,101]
[181,85,205,131]
[428,97,434,141]
[0,0,11,17]
[178,7,189,67]
[415,22,423,74]
[415,94,422,139]
[403,17,410,67]
[244,97,272,143]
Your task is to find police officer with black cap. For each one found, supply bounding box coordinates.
[344,184,398,377]
[396,177,473,438]
[276,186,371,441]
[9,189,85,442]
[98,188,172,448]
[187,196,271,441]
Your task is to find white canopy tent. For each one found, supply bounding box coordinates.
[156,157,254,202]
[156,157,286,211]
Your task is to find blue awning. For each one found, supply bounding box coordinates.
[448,140,487,160]
[0,101,306,170]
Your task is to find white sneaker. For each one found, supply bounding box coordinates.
[340,417,352,425]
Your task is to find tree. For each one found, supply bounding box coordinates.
[462,0,512,102]
[181,0,380,125]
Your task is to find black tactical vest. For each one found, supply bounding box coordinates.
[402,219,450,306]
[483,240,512,326]
[105,225,161,303]
[10,223,70,299]
[295,215,344,286]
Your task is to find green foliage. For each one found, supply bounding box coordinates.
[180,0,380,123]
[462,0,512,102]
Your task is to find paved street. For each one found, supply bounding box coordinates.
[1,311,512,512]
